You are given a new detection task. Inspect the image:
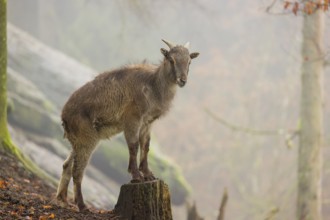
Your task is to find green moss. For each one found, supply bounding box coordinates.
[8,95,62,138]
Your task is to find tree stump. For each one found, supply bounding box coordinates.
[113,179,173,220]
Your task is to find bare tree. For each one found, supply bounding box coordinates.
[0,0,11,149]
[297,3,325,220]
[0,1,54,182]
[272,1,326,219]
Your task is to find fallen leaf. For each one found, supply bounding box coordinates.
[43,205,52,209]
[18,205,25,211]
[10,211,18,217]
[304,1,314,14]
[0,180,7,189]
[284,1,291,9]
[293,2,299,15]
[39,216,48,220]
[49,213,55,219]
[23,179,30,183]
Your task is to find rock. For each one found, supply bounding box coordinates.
[7,23,94,108]
[114,179,173,220]
[8,125,118,209]
[7,68,63,138]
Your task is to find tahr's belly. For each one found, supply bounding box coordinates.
[97,124,123,139]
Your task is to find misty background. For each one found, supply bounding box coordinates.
[6,0,330,219]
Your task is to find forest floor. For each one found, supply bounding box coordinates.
[0,148,116,220]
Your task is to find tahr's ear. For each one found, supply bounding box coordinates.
[190,52,200,59]
[161,48,169,58]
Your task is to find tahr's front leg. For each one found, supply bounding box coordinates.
[127,141,144,182]
[139,126,155,181]
[124,121,144,183]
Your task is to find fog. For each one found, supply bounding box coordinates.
[7,1,330,219]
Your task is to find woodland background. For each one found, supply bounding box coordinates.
[3,0,330,219]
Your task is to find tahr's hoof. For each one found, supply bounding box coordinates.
[52,197,69,208]
[144,175,156,181]
[78,206,89,212]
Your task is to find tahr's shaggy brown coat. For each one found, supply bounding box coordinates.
[56,40,199,211]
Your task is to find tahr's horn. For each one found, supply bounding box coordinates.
[162,39,175,49]
[184,42,190,49]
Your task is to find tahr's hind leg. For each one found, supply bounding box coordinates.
[72,144,95,212]
[139,125,155,181]
[56,151,73,207]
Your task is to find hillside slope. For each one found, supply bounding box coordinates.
[0,148,115,219]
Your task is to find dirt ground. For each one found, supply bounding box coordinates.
[0,148,117,220]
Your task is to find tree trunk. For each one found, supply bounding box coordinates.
[0,3,53,182]
[297,8,324,220]
[0,0,10,148]
[114,179,173,220]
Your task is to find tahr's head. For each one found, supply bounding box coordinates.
[161,39,199,87]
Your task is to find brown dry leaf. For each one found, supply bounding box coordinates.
[10,211,19,217]
[49,213,55,219]
[284,1,291,9]
[293,2,299,15]
[98,209,107,214]
[39,216,48,220]
[18,205,25,211]
[29,208,35,215]
[0,180,7,189]
[23,179,30,183]
[304,1,312,14]
[43,205,52,209]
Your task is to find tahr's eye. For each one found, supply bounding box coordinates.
[169,58,174,64]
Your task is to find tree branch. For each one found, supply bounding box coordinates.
[205,108,299,148]
[264,207,279,220]
[217,187,228,220]
[205,108,285,135]
[265,0,278,13]
[285,130,299,149]
[263,0,292,15]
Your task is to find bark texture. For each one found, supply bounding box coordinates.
[0,0,10,146]
[114,179,172,220]
[297,9,324,220]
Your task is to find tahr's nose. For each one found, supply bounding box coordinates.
[179,78,186,87]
